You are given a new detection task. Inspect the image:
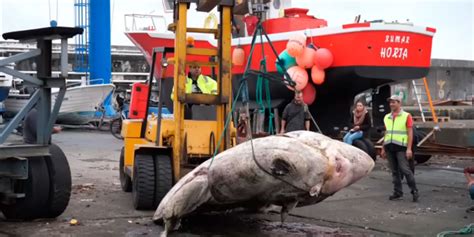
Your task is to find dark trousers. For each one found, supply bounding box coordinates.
[386,150,418,195]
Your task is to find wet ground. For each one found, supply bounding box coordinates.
[0,130,473,236]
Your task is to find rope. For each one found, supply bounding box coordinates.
[207,82,245,168]
[437,224,474,237]
[207,15,309,193]
[208,16,309,193]
[207,80,310,193]
[252,22,277,135]
[265,78,274,134]
[247,128,310,193]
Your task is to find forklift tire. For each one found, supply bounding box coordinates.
[0,157,50,220]
[132,154,156,210]
[119,147,132,192]
[154,155,173,207]
[43,144,72,218]
[361,138,377,161]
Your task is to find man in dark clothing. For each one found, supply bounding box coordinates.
[280,91,311,134]
[23,108,61,144]
[464,166,474,213]
[381,95,419,202]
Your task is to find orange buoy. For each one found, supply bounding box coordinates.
[296,46,316,69]
[314,48,333,69]
[286,33,306,57]
[186,36,195,47]
[286,66,308,91]
[232,47,245,66]
[302,83,316,105]
[311,65,325,85]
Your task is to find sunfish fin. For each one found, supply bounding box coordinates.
[281,201,298,223]
[309,183,322,197]
[153,167,211,233]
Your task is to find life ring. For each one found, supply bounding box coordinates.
[204,13,218,29]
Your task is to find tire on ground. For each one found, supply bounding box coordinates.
[154,155,173,207]
[110,118,123,140]
[414,154,432,164]
[120,147,132,192]
[0,157,51,220]
[132,154,156,210]
[352,139,369,156]
[413,129,432,164]
[43,143,72,218]
[361,138,377,161]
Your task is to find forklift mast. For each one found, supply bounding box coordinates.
[170,0,234,178]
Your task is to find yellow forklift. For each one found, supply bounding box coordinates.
[119,0,236,210]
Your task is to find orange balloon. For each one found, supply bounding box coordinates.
[311,65,325,85]
[232,47,245,66]
[286,33,306,57]
[314,48,334,69]
[302,83,316,105]
[296,46,316,69]
[286,66,308,91]
[186,36,195,47]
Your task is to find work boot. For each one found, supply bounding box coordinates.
[412,191,419,202]
[389,193,403,200]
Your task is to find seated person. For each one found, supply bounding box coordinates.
[170,63,217,119]
[343,100,371,145]
[170,63,217,99]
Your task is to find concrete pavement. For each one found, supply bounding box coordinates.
[0,130,472,236]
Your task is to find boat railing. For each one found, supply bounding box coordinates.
[384,21,414,26]
[124,14,167,32]
[366,19,414,26]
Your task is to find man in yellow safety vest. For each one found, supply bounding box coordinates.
[170,63,217,100]
[381,95,419,202]
[170,63,217,119]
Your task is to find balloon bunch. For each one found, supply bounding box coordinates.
[276,33,334,105]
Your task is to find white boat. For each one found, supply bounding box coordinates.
[0,70,13,123]
[0,62,13,102]
[0,76,11,102]
[5,84,115,125]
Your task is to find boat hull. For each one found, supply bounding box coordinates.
[5,84,114,124]
[126,22,434,79]
[125,22,435,135]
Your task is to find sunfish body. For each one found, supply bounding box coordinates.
[153,131,374,235]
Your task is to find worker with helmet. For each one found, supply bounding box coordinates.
[170,62,217,119]
[170,63,217,100]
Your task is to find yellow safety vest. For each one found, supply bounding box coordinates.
[383,110,409,147]
[170,75,218,100]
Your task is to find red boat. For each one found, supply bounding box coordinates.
[125,7,435,135]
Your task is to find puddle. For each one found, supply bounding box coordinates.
[79,158,117,163]
[173,213,363,237]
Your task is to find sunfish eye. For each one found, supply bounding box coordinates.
[270,158,291,176]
